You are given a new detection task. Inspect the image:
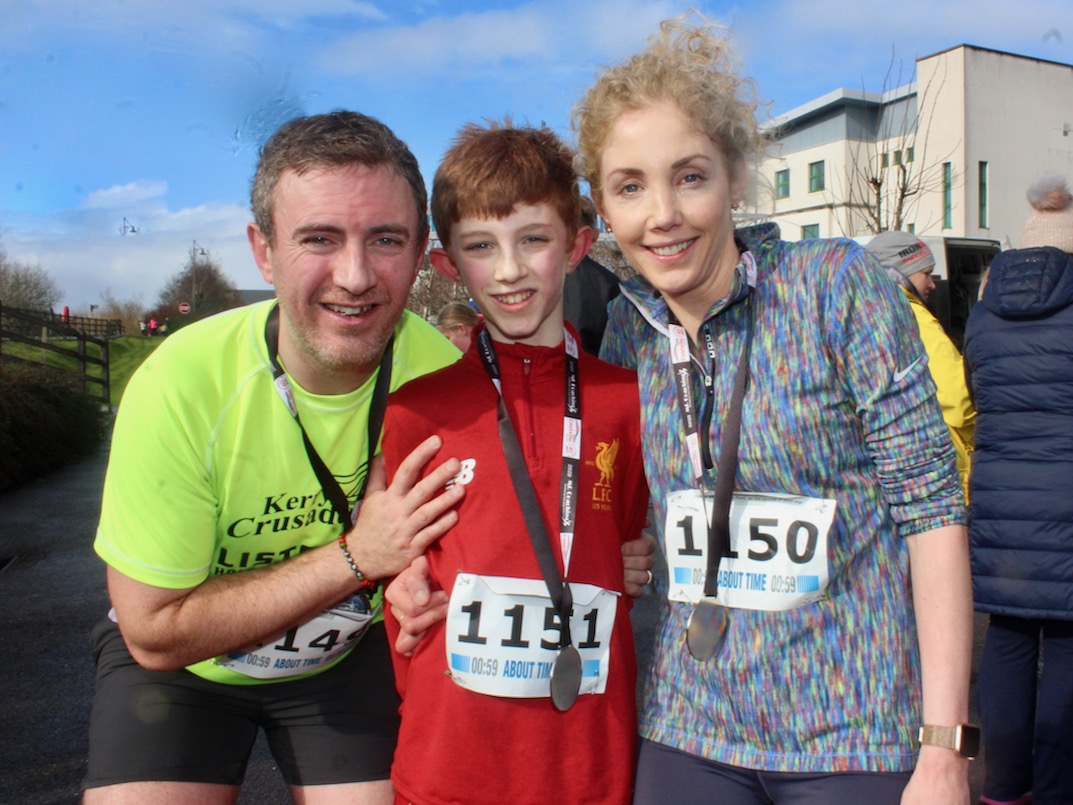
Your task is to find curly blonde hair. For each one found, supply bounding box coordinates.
[572,12,764,202]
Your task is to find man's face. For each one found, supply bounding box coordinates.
[909,265,936,302]
[248,163,425,394]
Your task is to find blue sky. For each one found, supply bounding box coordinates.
[2,0,1070,312]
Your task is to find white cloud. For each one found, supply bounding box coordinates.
[227,0,388,22]
[320,0,679,79]
[773,0,1072,48]
[717,0,1073,117]
[83,180,169,211]
[0,0,389,54]
[570,1,686,54]
[3,0,1071,314]
[2,198,263,311]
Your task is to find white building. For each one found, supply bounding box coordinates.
[752,45,1073,247]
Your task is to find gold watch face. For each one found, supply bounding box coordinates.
[958,724,981,759]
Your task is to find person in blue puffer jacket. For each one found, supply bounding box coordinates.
[964,173,1073,805]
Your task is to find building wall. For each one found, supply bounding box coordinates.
[760,138,855,240]
[913,46,967,237]
[755,46,1073,246]
[959,48,1073,247]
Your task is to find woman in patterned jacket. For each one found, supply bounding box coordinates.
[573,12,975,804]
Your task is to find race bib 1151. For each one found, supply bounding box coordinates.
[444,573,618,699]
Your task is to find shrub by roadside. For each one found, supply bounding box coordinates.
[0,363,108,492]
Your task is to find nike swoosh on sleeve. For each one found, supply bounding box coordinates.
[892,355,925,383]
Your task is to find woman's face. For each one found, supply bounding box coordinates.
[596,100,745,330]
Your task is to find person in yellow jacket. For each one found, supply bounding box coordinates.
[867,231,976,498]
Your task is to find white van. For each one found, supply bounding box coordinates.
[855,234,1001,348]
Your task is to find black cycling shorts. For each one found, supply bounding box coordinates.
[83,617,400,789]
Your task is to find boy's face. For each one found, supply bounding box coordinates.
[431,203,592,348]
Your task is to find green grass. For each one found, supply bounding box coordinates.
[104,336,163,406]
[0,362,109,492]
[0,335,163,490]
[3,335,161,407]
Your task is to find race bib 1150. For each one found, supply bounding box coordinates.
[665,490,835,611]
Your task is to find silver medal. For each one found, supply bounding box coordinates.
[686,598,729,661]
[550,644,582,711]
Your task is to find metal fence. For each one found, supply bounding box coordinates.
[0,302,115,405]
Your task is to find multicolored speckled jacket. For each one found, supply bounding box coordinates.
[602,223,966,773]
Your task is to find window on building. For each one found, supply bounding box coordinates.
[893,150,902,165]
[801,224,820,240]
[943,162,953,229]
[906,146,915,163]
[881,153,889,169]
[809,161,825,193]
[979,161,989,229]
[775,169,790,199]
[907,223,916,234]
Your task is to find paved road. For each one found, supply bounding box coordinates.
[0,448,986,803]
[0,448,287,804]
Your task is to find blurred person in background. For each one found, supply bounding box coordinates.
[867,231,975,499]
[964,174,1073,805]
[434,301,480,353]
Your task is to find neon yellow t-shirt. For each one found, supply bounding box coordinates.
[95,300,460,684]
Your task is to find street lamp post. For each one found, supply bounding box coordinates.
[190,240,206,310]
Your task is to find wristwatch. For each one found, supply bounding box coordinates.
[917,724,981,759]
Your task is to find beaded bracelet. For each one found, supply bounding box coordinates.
[338,534,377,593]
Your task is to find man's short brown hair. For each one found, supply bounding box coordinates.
[251,110,428,245]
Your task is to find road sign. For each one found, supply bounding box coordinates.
[178,302,191,314]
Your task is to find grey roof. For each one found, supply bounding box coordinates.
[237,289,276,305]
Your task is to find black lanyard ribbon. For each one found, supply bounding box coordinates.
[263,305,393,532]
[668,250,756,661]
[476,327,584,709]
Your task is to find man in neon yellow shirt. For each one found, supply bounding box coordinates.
[84,111,465,804]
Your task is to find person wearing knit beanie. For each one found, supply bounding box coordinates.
[865,232,975,499]
[1021,174,1073,253]
[867,230,938,302]
[963,171,1073,804]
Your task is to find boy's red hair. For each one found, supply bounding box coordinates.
[431,120,581,248]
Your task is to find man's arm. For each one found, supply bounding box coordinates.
[112,436,464,671]
[901,524,973,804]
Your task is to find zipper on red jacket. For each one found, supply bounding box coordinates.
[522,357,538,458]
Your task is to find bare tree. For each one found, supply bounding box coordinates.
[406,256,471,321]
[154,246,239,323]
[837,50,958,236]
[0,251,62,311]
[588,238,635,281]
[92,289,146,337]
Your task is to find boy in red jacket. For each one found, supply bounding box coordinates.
[381,121,648,805]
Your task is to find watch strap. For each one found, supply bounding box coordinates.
[918,724,957,749]
[917,723,980,759]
